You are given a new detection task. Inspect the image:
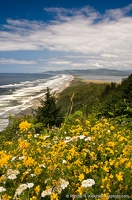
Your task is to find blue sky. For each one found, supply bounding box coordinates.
[0,0,132,73]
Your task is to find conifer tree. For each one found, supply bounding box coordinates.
[35,87,63,127]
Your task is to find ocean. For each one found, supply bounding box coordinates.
[0,73,73,132]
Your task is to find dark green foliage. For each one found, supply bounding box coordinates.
[35,87,63,128]
[121,74,132,102]
[99,74,132,119]
[57,80,106,116]
[57,74,132,121]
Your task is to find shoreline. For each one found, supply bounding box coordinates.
[18,77,121,117]
[2,75,121,126]
[14,76,74,118]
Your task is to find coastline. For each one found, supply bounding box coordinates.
[2,74,121,122]
[15,75,74,117]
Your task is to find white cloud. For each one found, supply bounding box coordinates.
[0,4,132,70]
[0,58,36,65]
[49,60,71,65]
[100,54,118,58]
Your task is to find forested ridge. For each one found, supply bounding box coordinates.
[57,74,132,121]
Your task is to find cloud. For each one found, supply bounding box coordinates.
[0,58,36,65]
[0,4,132,70]
[49,60,71,65]
[100,54,118,58]
[104,4,132,20]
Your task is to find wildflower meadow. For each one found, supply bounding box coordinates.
[0,112,132,200]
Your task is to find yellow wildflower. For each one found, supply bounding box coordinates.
[34,166,42,175]
[19,121,31,131]
[2,194,12,200]
[30,196,37,200]
[90,152,96,160]
[126,161,131,168]
[50,193,58,200]
[109,174,114,179]
[18,139,30,149]
[77,186,84,195]
[75,119,80,123]
[36,147,42,153]
[107,142,115,147]
[102,165,109,172]
[116,172,124,181]
[78,173,84,181]
[110,126,115,131]
[85,120,90,126]
[0,151,11,167]
[28,133,32,139]
[109,159,115,166]
[5,141,12,145]
[118,136,127,142]
[74,159,82,166]
[23,156,35,167]
[34,185,40,195]
[0,175,5,183]
[69,146,76,157]
[100,194,109,200]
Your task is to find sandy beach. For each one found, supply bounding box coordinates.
[82,79,121,84]
[15,77,73,117]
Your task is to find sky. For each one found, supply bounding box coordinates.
[0,0,132,73]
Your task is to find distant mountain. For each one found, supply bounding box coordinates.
[44,68,132,77]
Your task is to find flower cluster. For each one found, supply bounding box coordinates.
[0,116,131,199]
[19,120,31,131]
[7,169,20,180]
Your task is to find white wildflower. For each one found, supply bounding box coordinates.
[8,174,17,180]
[7,169,20,180]
[60,178,69,190]
[39,164,46,168]
[7,169,13,176]
[0,186,6,193]
[65,136,71,140]
[41,188,52,197]
[18,156,25,160]
[71,136,78,142]
[27,183,34,188]
[25,169,31,174]
[34,134,39,138]
[44,135,50,140]
[11,156,17,161]
[78,135,85,139]
[64,136,71,143]
[44,178,50,183]
[81,179,95,188]
[84,136,92,141]
[7,169,14,176]
[54,185,62,194]
[30,174,36,177]
[13,170,20,175]
[14,184,28,196]
[62,160,67,164]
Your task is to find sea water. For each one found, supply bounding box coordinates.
[0,73,73,131]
